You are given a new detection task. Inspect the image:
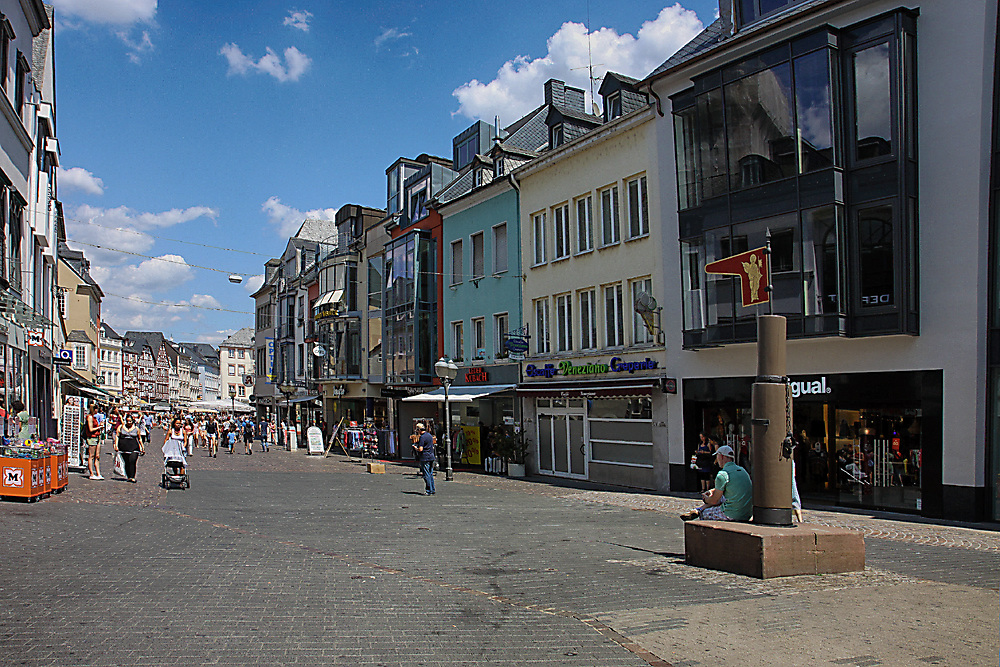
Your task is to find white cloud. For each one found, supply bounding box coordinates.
[245,274,265,293]
[116,255,195,291]
[52,0,156,25]
[53,0,157,63]
[374,27,411,50]
[284,10,313,32]
[58,167,105,196]
[452,4,702,122]
[220,43,311,82]
[261,196,337,237]
[64,203,218,267]
[92,256,200,331]
[186,294,222,309]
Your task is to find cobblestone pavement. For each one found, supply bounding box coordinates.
[1,439,996,666]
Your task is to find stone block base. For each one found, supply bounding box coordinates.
[366,462,385,474]
[684,521,865,579]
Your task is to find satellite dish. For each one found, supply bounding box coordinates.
[634,291,657,313]
[312,345,327,357]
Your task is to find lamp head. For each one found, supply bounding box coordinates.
[435,357,458,381]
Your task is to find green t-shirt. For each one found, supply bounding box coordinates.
[714,461,752,521]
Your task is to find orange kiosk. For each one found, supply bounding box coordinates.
[0,441,60,501]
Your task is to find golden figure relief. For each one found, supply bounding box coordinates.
[742,253,763,303]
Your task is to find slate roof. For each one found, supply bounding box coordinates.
[644,0,835,83]
[58,241,101,290]
[176,342,220,370]
[100,322,121,340]
[30,4,53,85]
[67,329,91,344]
[221,327,254,349]
[125,331,179,363]
[295,218,338,243]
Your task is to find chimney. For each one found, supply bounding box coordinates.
[544,79,565,108]
[564,85,586,113]
[719,0,734,34]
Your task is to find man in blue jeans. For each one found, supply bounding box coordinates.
[413,422,436,495]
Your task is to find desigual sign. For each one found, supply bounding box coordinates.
[788,376,832,398]
[525,357,659,379]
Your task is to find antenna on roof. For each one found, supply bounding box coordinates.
[571,0,604,115]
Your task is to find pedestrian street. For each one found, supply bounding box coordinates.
[1,444,997,666]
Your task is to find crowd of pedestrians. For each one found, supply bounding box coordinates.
[82,407,276,484]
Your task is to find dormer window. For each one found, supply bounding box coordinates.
[606,93,622,122]
[549,124,564,149]
[474,169,484,187]
[495,159,505,177]
[737,0,809,30]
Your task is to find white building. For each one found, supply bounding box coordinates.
[220,327,254,404]
[97,323,122,398]
[515,78,668,490]
[640,0,998,521]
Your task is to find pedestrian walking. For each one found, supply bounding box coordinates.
[206,416,218,457]
[85,403,104,480]
[413,422,436,495]
[142,412,153,445]
[243,418,254,455]
[115,413,144,483]
[258,418,269,452]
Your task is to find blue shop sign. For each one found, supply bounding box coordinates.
[525,357,659,379]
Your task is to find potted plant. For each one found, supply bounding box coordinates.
[490,425,529,477]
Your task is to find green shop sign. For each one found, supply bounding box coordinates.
[525,357,659,379]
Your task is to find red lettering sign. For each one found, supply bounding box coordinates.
[465,368,490,383]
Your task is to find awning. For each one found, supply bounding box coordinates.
[313,290,344,320]
[517,377,661,398]
[287,394,321,404]
[401,384,515,403]
[313,290,343,308]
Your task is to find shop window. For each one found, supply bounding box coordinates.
[575,195,593,253]
[588,398,653,468]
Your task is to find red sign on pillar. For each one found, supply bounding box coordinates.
[705,247,770,307]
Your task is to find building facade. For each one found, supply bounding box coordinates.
[220,327,254,406]
[644,0,997,520]
[97,323,122,398]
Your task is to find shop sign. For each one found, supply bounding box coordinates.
[328,385,347,397]
[788,376,831,398]
[525,356,659,379]
[27,330,44,347]
[381,386,426,398]
[505,336,529,354]
[465,368,490,383]
[54,349,73,366]
[265,338,275,383]
[705,247,769,307]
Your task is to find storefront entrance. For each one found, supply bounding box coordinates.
[537,399,586,479]
[682,370,942,516]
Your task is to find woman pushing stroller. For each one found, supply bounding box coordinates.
[161,417,190,488]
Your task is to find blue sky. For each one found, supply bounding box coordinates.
[53,0,718,345]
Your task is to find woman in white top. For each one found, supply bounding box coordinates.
[162,417,187,473]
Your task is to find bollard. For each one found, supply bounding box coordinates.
[751,315,793,526]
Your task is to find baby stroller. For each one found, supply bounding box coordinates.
[161,438,190,489]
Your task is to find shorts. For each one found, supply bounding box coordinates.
[86,437,100,449]
[698,503,731,521]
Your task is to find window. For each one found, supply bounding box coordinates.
[368,256,383,309]
[606,93,622,121]
[73,345,86,370]
[630,278,654,345]
[450,239,463,285]
[576,196,593,253]
[600,186,620,246]
[238,386,246,397]
[532,212,547,265]
[238,349,245,359]
[471,232,485,278]
[238,365,245,375]
[553,204,570,259]
[626,176,649,239]
[228,364,236,376]
[857,205,894,308]
[472,318,485,357]
[495,159,506,177]
[0,19,9,92]
[604,284,624,347]
[726,63,795,190]
[452,321,464,361]
[737,0,810,29]
[555,294,573,352]
[579,289,597,349]
[534,299,550,354]
[494,313,508,358]
[550,124,564,149]
[14,52,26,117]
[852,42,892,161]
[493,223,508,273]
[228,349,234,358]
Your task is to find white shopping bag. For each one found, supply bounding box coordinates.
[114,452,126,477]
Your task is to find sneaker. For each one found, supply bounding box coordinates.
[680,510,699,522]
[88,475,99,480]
[94,475,105,481]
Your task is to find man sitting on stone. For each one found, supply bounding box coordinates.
[681,445,752,522]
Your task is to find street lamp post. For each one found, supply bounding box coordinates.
[229,385,236,416]
[434,357,458,481]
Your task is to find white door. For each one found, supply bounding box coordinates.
[537,398,587,479]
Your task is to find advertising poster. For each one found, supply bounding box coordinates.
[306,426,324,455]
[62,397,82,468]
[461,425,481,466]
